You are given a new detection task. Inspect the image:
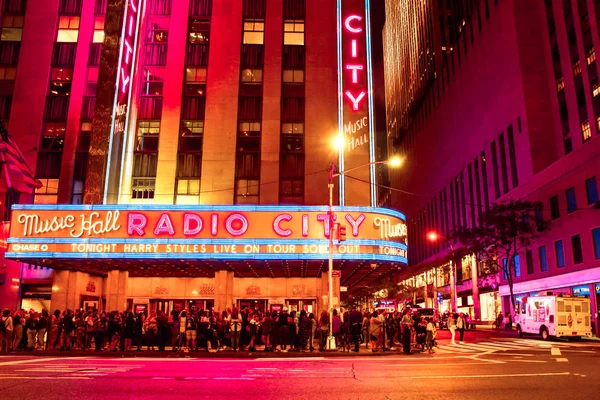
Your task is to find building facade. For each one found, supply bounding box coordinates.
[384,0,600,333]
[2,0,407,314]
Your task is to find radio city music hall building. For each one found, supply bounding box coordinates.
[0,0,407,314]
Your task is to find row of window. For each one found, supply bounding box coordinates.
[549,176,598,219]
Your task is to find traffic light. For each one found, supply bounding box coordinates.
[338,224,347,242]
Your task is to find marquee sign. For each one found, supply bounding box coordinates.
[6,205,408,263]
[338,0,377,206]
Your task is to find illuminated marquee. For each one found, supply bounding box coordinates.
[338,0,377,206]
[7,205,408,263]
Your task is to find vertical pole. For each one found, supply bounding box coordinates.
[471,255,480,323]
[450,261,457,313]
[327,181,336,350]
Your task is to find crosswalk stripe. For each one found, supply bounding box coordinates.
[436,345,475,353]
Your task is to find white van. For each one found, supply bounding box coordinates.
[515,294,592,340]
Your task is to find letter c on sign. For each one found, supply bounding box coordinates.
[225,213,249,236]
[345,15,363,33]
[273,214,293,237]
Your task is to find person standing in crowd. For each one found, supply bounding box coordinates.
[123,311,135,351]
[425,317,436,354]
[247,312,260,352]
[228,308,242,351]
[144,311,157,351]
[11,310,23,351]
[348,306,363,352]
[448,312,457,344]
[261,311,274,351]
[25,311,38,350]
[135,312,145,351]
[369,310,383,352]
[0,309,13,352]
[84,311,97,350]
[169,305,181,351]
[277,307,289,351]
[457,312,466,343]
[415,317,427,352]
[332,309,342,348]
[37,310,48,350]
[318,310,330,351]
[362,311,370,349]
[288,310,298,352]
[156,310,168,351]
[401,308,413,355]
[298,310,310,352]
[96,311,108,351]
[47,310,61,350]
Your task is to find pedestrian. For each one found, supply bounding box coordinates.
[309,313,317,351]
[135,312,145,351]
[416,317,427,351]
[0,309,13,352]
[288,310,298,351]
[261,311,274,351]
[298,310,310,352]
[145,311,157,350]
[12,310,23,351]
[369,310,383,352]
[228,308,242,351]
[362,311,370,349]
[425,317,436,354]
[332,309,341,348]
[318,310,329,351]
[47,309,61,350]
[448,313,457,344]
[349,306,363,352]
[277,307,289,351]
[169,305,181,351]
[401,308,413,355]
[457,312,466,343]
[123,311,135,351]
[37,310,48,350]
[156,310,168,351]
[96,312,108,351]
[247,312,260,352]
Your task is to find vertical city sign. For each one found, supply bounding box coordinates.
[337,0,377,207]
[105,0,144,203]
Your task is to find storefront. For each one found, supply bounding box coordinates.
[7,205,408,315]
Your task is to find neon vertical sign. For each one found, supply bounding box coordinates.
[104,0,144,203]
[338,0,377,206]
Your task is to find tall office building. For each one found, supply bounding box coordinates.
[1,0,408,314]
[385,0,600,332]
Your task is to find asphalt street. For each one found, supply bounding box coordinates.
[0,331,599,400]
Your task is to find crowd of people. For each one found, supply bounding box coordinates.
[0,305,461,355]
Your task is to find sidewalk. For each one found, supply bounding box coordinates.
[471,324,600,341]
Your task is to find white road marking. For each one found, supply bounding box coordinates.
[508,360,547,363]
[556,358,569,362]
[0,376,92,380]
[551,348,562,356]
[0,358,74,367]
[409,372,570,379]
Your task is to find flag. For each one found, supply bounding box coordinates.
[0,120,42,194]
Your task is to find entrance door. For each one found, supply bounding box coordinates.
[286,299,316,314]
[238,299,267,313]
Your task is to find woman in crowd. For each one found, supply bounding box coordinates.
[369,310,383,352]
[318,310,329,351]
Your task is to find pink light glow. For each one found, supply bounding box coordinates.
[273,214,293,237]
[225,214,248,237]
[183,213,203,236]
[344,15,363,33]
[345,90,366,111]
[127,213,147,236]
[346,64,364,83]
[154,213,175,236]
[345,214,365,236]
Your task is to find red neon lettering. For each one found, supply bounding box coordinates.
[351,39,358,58]
[345,213,365,236]
[344,15,363,33]
[130,0,138,13]
[129,15,134,36]
[346,64,364,83]
[302,214,309,237]
[211,214,218,236]
[127,213,147,236]
[317,214,332,237]
[273,214,293,237]
[225,213,249,236]
[120,69,130,94]
[124,40,133,64]
[183,213,203,236]
[345,91,366,111]
[154,213,175,236]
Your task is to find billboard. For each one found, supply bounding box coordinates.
[7,205,407,263]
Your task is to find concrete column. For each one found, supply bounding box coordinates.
[214,270,234,311]
[105,270,128,311]
[423,272,428,307]
[50,270,78,311]
[433,267,439,314]
[471,256,481,322]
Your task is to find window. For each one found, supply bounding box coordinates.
[243,20,264,45]
[49,67,73,95]
[135,121,160,152]
[141,69,164,96]
[185,67,207,83]
[59,0,82,14]
[88,43,102,65]
[550,195,560,219]
[507,125,518,188]
[235,179,259,204]
[148,0,172,15]
[593,80,600,97]
[57,16,80,43]
[284,20,304,45]
[147,23,168,43]
[283,69,304,83]
[190,0,213,17]
[480,151,490,210]
[176,178,200,195]
[93,15,105,43]
[179,121,203,152]
[566,187,577,213]
[555,240,565,268]
[188,18,210,44]
[514,254,521,277]
[571,234,583,264]
[557,77,565,91]
[241,68,263,83]
[586,177,598,204]
[52,43,77,66]
[3,0,27,14]
[539,245,548,271]
[564,136,573,154]
[0,94,12,120]
[1,14,24,41]
[94,0,108,15]
[526,250,534,275]
[593,228,600,259]
[498,133,509,194]
[587,48,596,64]
[0,66,16,80]
[582,120,592,141]
[502,258,507,279]
[131,177,156,199]
[35,179,60,204]
[573,59,582,75]
[491,141,500,199]
[0,42,20,64]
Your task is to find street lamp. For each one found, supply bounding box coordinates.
[427,231,457,313]
[324,137,403,349]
